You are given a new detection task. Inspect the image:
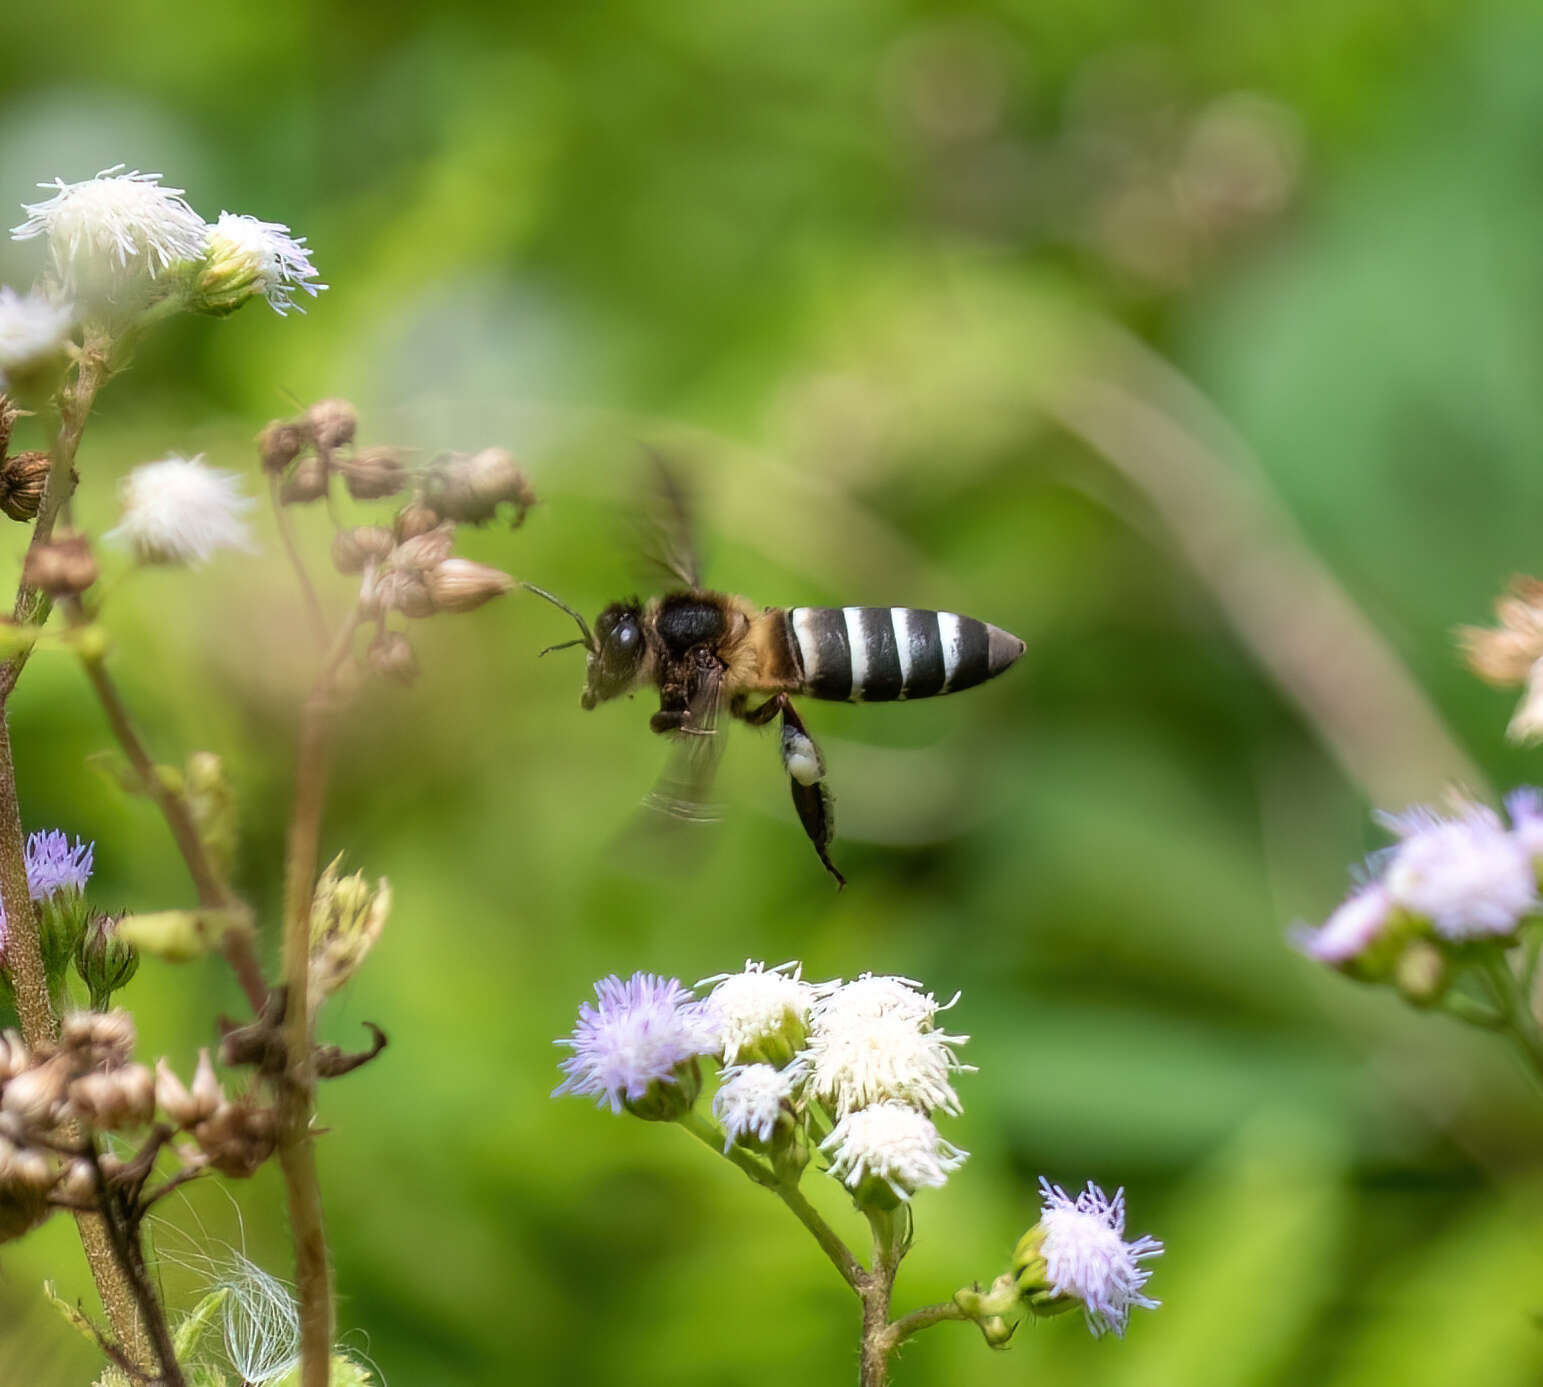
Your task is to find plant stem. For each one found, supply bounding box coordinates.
[0,335,109,698]
[883,1300,968,1346]
[70,614,267,1013]
[677,1109,864,1292]
[276,609,360,1387]
[89,1143,186,1387]
[858,1210,903,1387]
[1477,955,1543,1098]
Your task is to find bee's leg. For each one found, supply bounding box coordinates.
[733,692,785,728]
[777,699,845,888]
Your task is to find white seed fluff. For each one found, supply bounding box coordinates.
[0,286,73,388]
[105,455,256,565]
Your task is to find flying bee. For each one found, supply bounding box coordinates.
[526,473,1025,885]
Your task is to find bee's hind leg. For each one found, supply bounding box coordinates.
[737,694,844,887]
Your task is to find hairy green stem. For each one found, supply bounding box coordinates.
[270,474,329,649]
[677,1109,863,1292]
[883,1299,968,1347]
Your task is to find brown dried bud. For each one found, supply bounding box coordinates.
[306,397,358,453]
[57,1158,97,1206]
[1,1141,56,1194]
[0,450,51,522]
[154,1059,199,1128]
[193,1101,277,1178]
[426,558,515,614]
[258,419,306,475]
[189,1048,224,1117]
[422,448,535,525]
[331,525,395,575]
[360,568,435,620]
[2,1056,70,1128]
[0,1032,30,1083]
[391,524,456,573]
[344,446,409,501]
[366,630,418,684]
[394,500,442,542]
[0,396,18,458]
[281,455,329,505]
[22,530,96,596]
[60,1010,136,1070]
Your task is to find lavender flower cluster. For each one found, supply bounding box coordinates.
[556,961,1163,1338]
[1297,791,1543,974]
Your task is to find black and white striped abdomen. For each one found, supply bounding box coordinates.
[785,607,1024,702]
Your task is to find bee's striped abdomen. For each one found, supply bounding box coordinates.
[786,607,1024,703]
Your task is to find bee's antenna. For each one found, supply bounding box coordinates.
[522,583,595,653]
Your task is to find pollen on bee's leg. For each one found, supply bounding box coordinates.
[781,723,824,785]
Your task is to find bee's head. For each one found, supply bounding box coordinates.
[583,600,646,708]
[521,584,647,710]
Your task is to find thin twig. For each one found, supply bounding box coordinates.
[0,334,109,698]
[270,474,329,649]
[882,1299,968,1348]
[276,607,361,1387]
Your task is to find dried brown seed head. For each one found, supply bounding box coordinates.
[305,397,358,452]
[391,524,456,573]
[366,630,418,684]
[280,455,329,505]
[332,525,395,575]
[258,419,306,475]
[394,500,442,542]
[0,450,52,522]
[422,448,535,525]
[426,558,515,614]
[22,530,96,595]
[344,446,409,501]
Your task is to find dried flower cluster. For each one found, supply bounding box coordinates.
[0,1010,273,1246]
[1459,576,1543,743]
[260,397,525,684]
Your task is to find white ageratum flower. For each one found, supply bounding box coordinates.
[1380,802,1538,940]
[821,1101,967,1201]
[12,167,207,293]
[1506,787,1543,863]
[1031,1179,1163,1338]
[105,455,256,566]
[0,286,73,391]
[804,974,972,1118]
[1294,882,1396,966]
[712,1062,800,1151]
[197,212,325,316]
[698,959,827,1065]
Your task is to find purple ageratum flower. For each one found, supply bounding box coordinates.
[25,830,93,900]
[1507,788,1543,861]
[1037,1178,1163,1338]
[1379,803,1537,940]
[554,972,716,1115]
[1293,882,1396,966]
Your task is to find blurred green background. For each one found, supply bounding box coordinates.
[5,0,1543,1383]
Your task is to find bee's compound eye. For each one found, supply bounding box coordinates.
[615,622,639,649]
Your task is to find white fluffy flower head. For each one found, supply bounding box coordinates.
[822,1101,967,1201]
[200,212,325,316]
[13,167,207,292]
[106,455,256,566]
[1381,802,1537,940]
[805,975,971,1118]
[712,1062,800,1150]
[0,286,73,390]
[1035,1179,1162,1338]
[698,959,826,1065]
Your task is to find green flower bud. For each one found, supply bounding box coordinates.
[308,855,390,999]
[73,911,139,1009]
[623,1057,702,1123]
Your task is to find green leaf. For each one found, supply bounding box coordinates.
[172,1288,228,1360]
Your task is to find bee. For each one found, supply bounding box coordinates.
[526,473,1024,885]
